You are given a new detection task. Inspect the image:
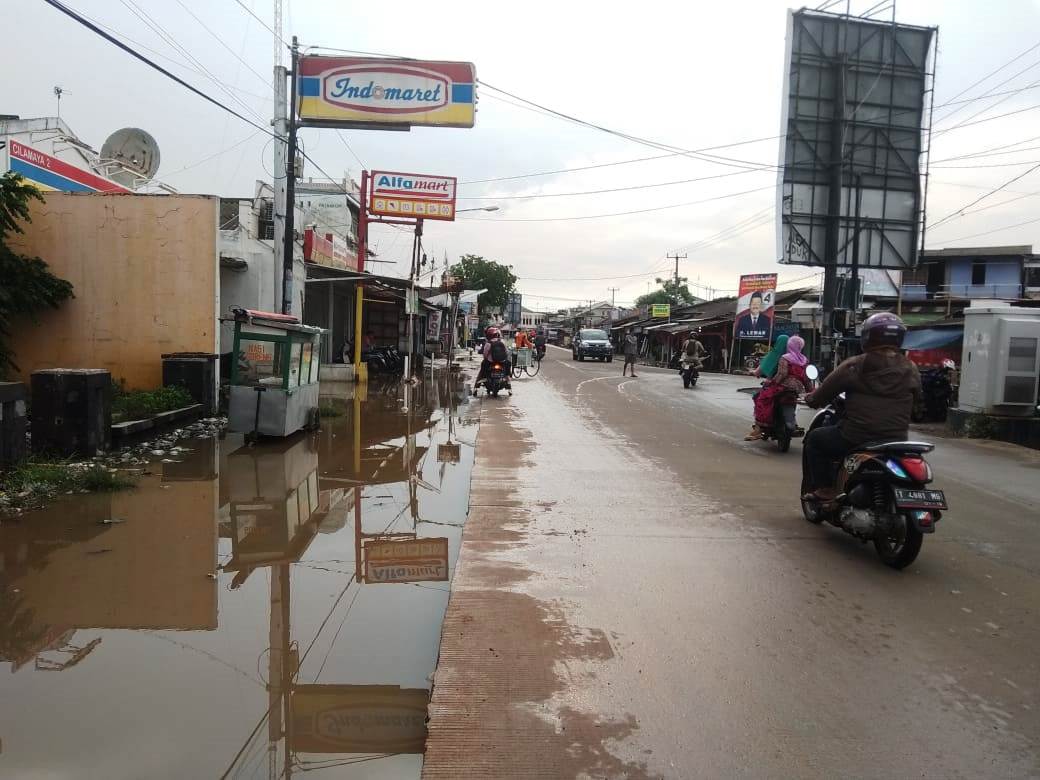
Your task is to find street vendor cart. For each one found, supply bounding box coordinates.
[226,308,325,437]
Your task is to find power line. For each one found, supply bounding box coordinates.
[457,184,774,223]
[117,0,267,124]
[45,0,275,134]
[927,161,1040,230]
[458,167,768,201]
[230,0,291,52]
[934,213,1040,245]
[171,0,270,87]
[931,39,1040,124]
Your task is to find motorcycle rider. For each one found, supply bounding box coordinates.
[473,326,511,396]
[802,312,922,501]
[533,329,547,360]
[680,332,707,367]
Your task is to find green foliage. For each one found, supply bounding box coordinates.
[635,276,699,309]
[0,172,75,378]
[112,385,195,421]
[448,254,517,311]
[0,458,136,511]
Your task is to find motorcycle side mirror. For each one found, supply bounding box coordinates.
[806,364,820,381]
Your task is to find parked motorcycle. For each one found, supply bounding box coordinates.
[913,361,954,423]
[800,379,948,569]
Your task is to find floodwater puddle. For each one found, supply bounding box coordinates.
[0,372,476,779]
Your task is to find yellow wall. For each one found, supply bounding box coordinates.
[8,192,219,389]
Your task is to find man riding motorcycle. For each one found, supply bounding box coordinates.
[681,333,706,367]
[802,312,922,501]
[473,326,511,395]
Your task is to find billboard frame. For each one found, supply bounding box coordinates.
[777,9,937,276]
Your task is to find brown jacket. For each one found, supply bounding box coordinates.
[807,349,922,444]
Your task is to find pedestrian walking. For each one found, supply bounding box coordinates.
[622,332,639,377]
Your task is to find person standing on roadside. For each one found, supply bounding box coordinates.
[622,332,639,377]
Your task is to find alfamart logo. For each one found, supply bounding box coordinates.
[324,65,450,114]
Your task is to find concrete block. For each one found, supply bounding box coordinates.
[30,369,112,456]
[0,381,28,469]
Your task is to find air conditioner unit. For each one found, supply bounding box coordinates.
[959,305,1040,416]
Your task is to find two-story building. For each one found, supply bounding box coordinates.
[902,245,1039,302]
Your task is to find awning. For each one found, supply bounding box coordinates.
[902,327,963,351]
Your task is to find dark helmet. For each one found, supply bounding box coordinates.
[485,326,500,339]
[860,312,906,351]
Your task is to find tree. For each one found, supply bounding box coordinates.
[448,254,517,312]
[635,276,699,309]
[0,172,74,378]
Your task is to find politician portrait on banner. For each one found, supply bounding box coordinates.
[734,274,778,341]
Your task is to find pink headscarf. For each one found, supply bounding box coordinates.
[785,335,809,367]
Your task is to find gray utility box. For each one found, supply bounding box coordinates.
[162,352,218,415]
[31,369,112,456]
[0,381,28,469]
[959,305,1040,417]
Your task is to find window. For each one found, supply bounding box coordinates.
[288,342,303,388]
[236,338,284,386]
[971,261,986,286]
[1008,336,1037,373]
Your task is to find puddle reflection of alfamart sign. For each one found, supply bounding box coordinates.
[364,538,449,584]
[292,685,429,754]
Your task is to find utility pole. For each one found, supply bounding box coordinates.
[281,37,300,315]
[667,252,687,287]
[608,287,619,307]
[821,55,847,369]
[271,1,288,315]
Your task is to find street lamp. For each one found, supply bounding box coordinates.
[456,206,500,213]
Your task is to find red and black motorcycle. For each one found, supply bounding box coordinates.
[800,394,948,569]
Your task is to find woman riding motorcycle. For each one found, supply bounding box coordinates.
[473,326,511,395]
[802,312,922,501]
[746,335,812,440]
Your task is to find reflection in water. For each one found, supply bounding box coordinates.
[0,371,476,779]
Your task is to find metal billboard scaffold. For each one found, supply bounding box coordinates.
[776,8,937,359]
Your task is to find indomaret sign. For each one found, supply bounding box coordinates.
[297,56,476,129]
[369,171,457,221]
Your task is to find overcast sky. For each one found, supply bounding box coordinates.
[6,0,1040,310]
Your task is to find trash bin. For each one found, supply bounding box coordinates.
[162,352,218,415]
[31,369,111,457]
[0,381,28,469]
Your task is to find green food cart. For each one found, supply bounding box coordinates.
[226,308,325,437]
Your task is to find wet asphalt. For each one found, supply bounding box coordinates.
[424,346,1040,778]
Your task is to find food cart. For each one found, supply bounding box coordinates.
[225,308,325,437]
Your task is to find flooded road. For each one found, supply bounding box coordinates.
[0,372,477,779]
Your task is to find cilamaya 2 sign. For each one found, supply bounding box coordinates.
[7,140,129,193]
[297,56,476,129]
[369,171,457,221]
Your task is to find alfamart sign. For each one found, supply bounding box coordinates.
[297,56,476,128]
[369,170,457,221]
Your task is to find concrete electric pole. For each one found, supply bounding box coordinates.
[272,1,288,315]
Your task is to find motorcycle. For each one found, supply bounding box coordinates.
[680,357,700,388]
[478,362,512,398]
[913,361,954,423]
[800,369,948,569]
[757,388,802,452]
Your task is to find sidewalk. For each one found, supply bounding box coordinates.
[422,399,657,779]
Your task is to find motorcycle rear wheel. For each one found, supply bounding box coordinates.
[874,515,923,569]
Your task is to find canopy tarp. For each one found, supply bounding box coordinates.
[903,327,963,351]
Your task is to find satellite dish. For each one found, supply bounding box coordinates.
[100,128,160,187]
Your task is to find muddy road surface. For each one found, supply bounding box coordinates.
[423,347,1039,779]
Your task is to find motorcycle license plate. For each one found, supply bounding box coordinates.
[893,487,947,510]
